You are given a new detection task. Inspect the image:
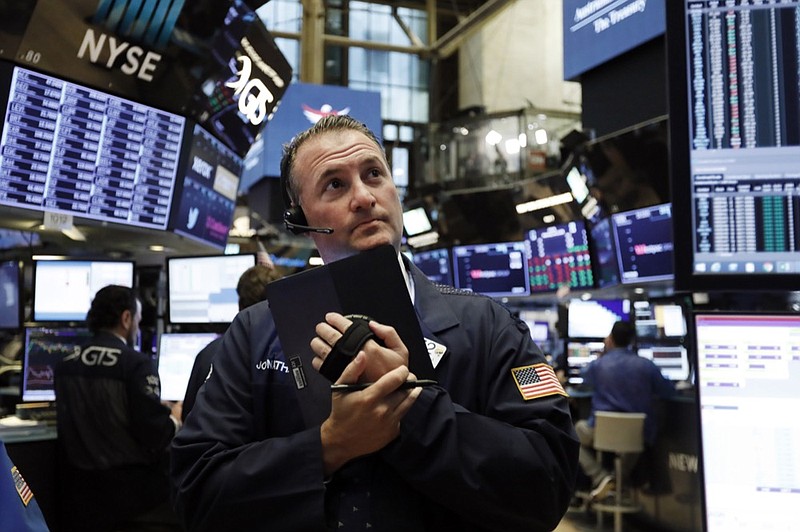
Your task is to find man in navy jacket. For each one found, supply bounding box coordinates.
[171,115,578,531]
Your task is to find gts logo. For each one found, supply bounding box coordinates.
[65,346,120,366]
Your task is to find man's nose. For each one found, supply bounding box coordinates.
[350,180,376,210]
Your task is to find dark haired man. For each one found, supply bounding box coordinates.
[576,320,676,501]
[171,116,579,531]
[55,285,181,531]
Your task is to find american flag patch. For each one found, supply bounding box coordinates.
[11,465,33,506]
[511,364,567,400]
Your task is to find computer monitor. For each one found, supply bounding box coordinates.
[452,241,530,298]
[0,62,185,230]
[411,248,454,286]
[633,299,688,340]
[21,326,92,402]
[667,1,800,290]
[611,202,674,284]
[694,313,800,531]
[32,259,135,322]
[525,220,594,293]
[637,344,690,382]
[402,207,433,237]
[0,259,22,329]
[567,298,630,339]
[169,123,243,250]
[157,332,220,402]
[166,253,256,324]
[565,340,605,385]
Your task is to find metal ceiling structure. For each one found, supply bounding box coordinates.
[270,0,516,83]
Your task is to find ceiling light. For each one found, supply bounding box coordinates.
[534,128,548,145]
[515,192,574,214]
[485,130,502,146]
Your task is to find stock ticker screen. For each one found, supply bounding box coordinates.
[452,241,530,298]
[0,63,184,230]
[525,220,594,293]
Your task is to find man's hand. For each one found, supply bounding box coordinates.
[319,352,421,475]
[310,312,409,383]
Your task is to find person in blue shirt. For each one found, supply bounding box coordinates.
[576,320,675,500]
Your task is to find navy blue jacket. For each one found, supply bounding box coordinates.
[171,263,579,531]
[55,331,176,529]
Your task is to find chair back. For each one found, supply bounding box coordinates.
[593,411,646,454]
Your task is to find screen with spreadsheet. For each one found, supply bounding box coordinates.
[166,253,256,324]
[694,313,800,531]
[157,332,220,402]
[667,1,800,290]
[525,220,594,293]
[411,248,454,286]
[452,241,529,298]
[0,62,185,230]
[611,202,673,284]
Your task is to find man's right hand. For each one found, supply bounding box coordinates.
[319,352,421,476]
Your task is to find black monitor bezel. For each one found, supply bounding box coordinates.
[666,1,800,291]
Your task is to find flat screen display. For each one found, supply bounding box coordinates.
[411,248,454,286]
[0,63,184,230]
[667,1,800,290]
[695,313,800,531]
[525,220,594,293]
[403,207,433,236]
[565,340,605,385]
[22,326,92,402]
[517,312,550,344]
[589,217,620,288]
[157,332,220,402]
[0,260,21,329]
[567,298,630,339]
[637,344,690,382]
[612,202,673,284]
[167,253,256,324]
[562,0,666,80]
[170,123,243,249]
[33,260,135,322]
[452,241,529,298]
[633,300,688,340]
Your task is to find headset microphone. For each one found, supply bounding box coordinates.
[283,209,334,234]
[280,150,334,234]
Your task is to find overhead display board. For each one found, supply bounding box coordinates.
[6,0,291,156]
[0,62,184,230]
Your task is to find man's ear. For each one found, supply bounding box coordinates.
[121,309,132,330]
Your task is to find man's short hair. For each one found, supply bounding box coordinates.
[236,265,282,311]
[609,320,634,347]
[86,285,138,334]
[279,115,385,206]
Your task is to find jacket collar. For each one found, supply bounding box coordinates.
[404,257,460,335]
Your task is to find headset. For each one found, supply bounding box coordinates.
[279,152,334,234]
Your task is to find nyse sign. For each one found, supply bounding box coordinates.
[77,29,162,82]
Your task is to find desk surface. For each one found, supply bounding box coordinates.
[0,419,57,444]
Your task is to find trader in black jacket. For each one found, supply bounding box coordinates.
[55,284,181,531]
[171,115,579,531]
